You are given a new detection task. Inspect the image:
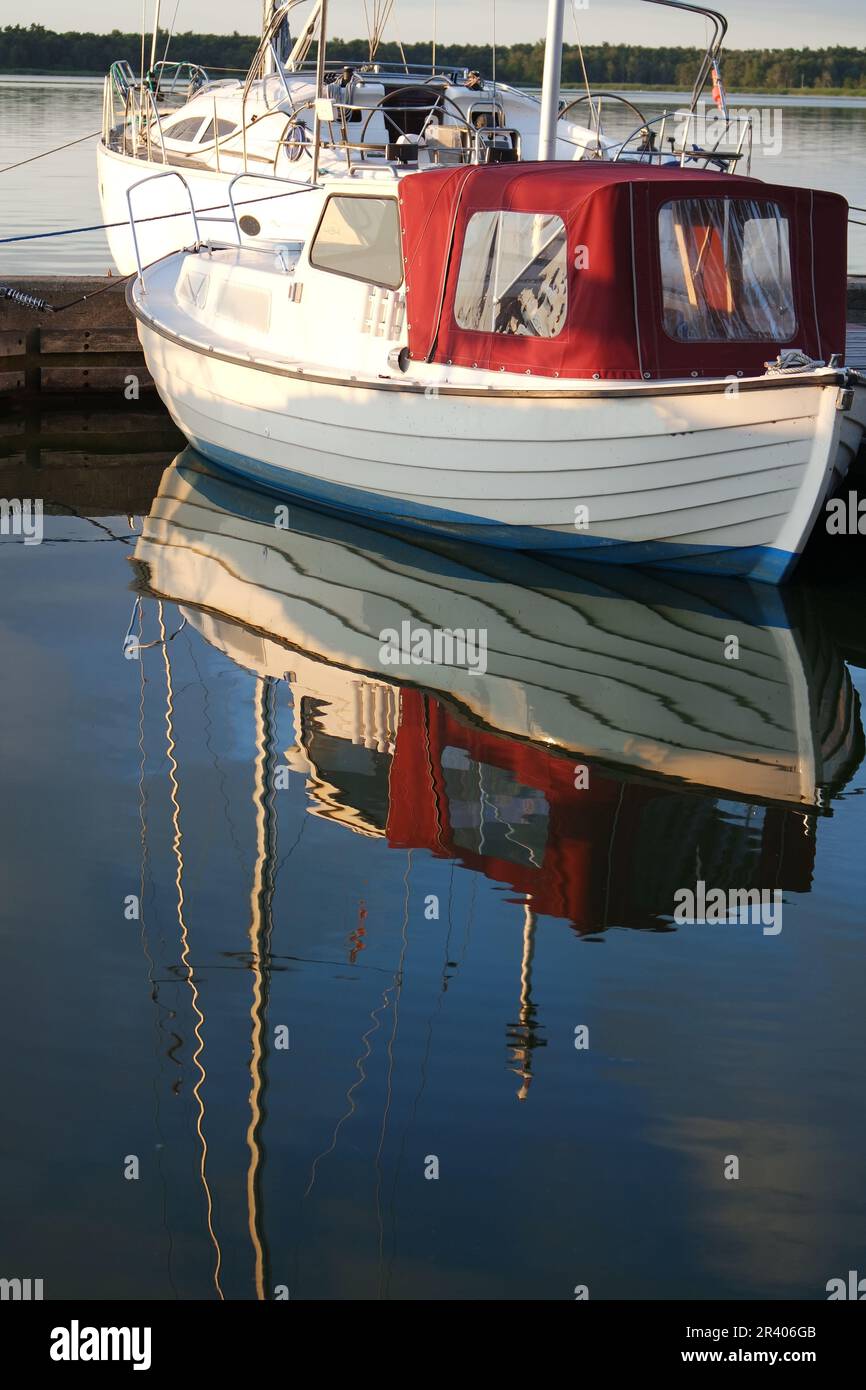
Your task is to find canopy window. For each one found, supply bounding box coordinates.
[309,195,402,289]
[659,198,796,344]
[454,211,568,339]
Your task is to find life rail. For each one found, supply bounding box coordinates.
[225,171,320,244]
[124,168,321,280]
[125,171,202,282]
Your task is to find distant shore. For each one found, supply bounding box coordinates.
[1,27,864,95]
[1,70,865,98]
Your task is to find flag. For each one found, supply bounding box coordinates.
[711,60,729,118]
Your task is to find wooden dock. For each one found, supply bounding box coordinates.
[0,277,147,395]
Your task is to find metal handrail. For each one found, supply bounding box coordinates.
[126,170,202,282]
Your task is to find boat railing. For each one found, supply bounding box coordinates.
[275,91,523,172]
[149,60,211,106]
[291,57,470,84]
[126,170,202,281]
[104,73,169,165]
[674,108,753,174]
[225,171,321,246]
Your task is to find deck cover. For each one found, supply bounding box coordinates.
[398,162,847,380]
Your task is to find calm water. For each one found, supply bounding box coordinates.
[0,76,865,274]
[1,423,865,1300]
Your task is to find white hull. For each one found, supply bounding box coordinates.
[133,301,852,583]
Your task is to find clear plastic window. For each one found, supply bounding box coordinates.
[309,196,402,289]
[659,198,796,343]
[454,211,568,338]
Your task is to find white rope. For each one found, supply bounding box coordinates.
[570,0,594,109]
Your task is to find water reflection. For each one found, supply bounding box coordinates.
[126,449,864,1190]
[7,438,864,1300]
[134,451,862,910]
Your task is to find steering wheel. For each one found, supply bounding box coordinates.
[359,87,475,155]
[558,92,652,159]
[279,112,312,162]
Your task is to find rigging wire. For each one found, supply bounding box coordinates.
[570,0,595,117]
[160,0,182,72]
[365,0,398,61]
[491,0,497,111]
[0,182,317,256]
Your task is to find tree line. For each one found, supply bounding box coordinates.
[1,25,865,91]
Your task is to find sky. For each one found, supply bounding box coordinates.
[3,1,865,50]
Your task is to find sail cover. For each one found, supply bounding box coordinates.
[398,162,847,380]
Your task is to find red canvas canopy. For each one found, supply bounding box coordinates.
[398,163,847,381]
[385,690,813,931]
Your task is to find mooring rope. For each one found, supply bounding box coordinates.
[0,130,102,175]
[0,273,136,314]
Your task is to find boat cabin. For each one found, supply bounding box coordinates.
[138,160,849,392]
[399,163,849,380]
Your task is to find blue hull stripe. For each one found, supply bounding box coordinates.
[188,437,798,586]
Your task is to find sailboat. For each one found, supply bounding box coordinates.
[100,0,633,274]
[123,1,866,581]
[101,1,759,272]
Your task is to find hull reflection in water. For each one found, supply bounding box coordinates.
[132,449,862,937]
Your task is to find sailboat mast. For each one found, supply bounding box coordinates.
[311,0,329,182]
[149,0,162,73]
[537,0,565,160]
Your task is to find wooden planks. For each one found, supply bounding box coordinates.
[0,277,150,395]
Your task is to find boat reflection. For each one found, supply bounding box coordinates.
[132,449,862,939]
[127,449,863,1292]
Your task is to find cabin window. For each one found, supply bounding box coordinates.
[454,211,568,338]
[659,198,796,342]
[200,118,237,143]
[309,195,402,289]
[163,117,206,142]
